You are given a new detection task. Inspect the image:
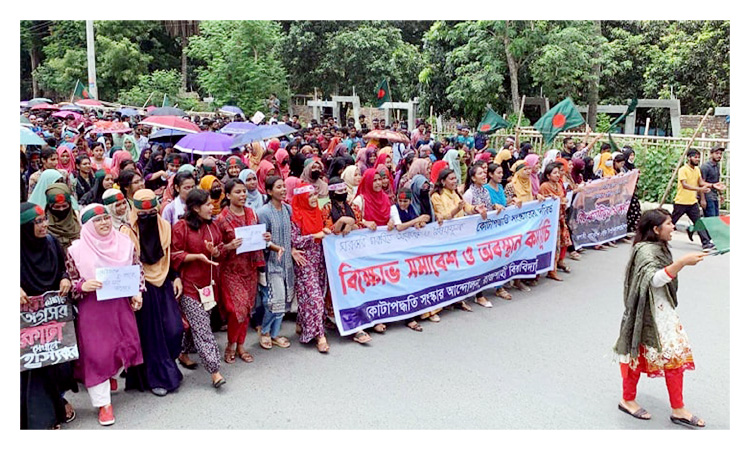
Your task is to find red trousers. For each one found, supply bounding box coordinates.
[620,361,684,409]
[559,247,567,262]
[227,314,249,345]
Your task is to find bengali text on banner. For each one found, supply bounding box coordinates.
[322,199,560,336]
[568,170,639,249]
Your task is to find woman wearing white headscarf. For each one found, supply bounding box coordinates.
[541,149,561,174]
[442,149,462,184]
[102,189,132,234]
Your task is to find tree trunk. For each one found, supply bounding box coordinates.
[587,20,602,130]
[29,48,41,98]
[504,22,521,113]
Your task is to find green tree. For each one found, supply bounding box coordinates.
[418,21,460,118]
[117,69,181,107]
[187,20,289,114]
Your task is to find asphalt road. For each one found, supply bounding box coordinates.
[63,232,729,430]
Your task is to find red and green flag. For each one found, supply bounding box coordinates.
[72,80,90,101]
[477,107,511,134]
[690,215,730,254]
[375,79,391,108]
[533,97,586,143]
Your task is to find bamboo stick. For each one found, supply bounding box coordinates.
[514,95,526,147]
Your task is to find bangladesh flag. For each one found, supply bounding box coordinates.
[690,215,730,254]
[72,80,90,100]
[375,79,390,108]
[477,107,511,134]
[533,97,586,143]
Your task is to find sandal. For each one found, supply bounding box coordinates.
[212,377,226,389]
[514,280,531,292]
[236,347,254,363]
[618,403,651,420]
[475,296,493,308]
[670,414,705,428]
[64,401,76,423]
[373,323,386,334]
[406,321,423,332]
[558,263,571,273]
[495,288,512,300]
[458,301,473,312]
[224,345,236,364]
[260,334,272,350]
[316,337,329,353]
[178,355,199,370]
[353,331,372,344]
[569,251,581,261]
[427,314,441,323]
[272,336,291,348]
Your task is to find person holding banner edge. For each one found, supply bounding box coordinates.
[20,202,78,429]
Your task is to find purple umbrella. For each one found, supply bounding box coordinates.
[174,132,233,156]
[220,122,257,135]
[219,105,244,117]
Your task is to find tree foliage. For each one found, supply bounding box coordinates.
[187,20,289,114]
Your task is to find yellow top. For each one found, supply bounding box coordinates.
[674,165,701,205]
[430,189,474,221]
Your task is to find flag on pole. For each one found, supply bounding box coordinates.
[533,97,586,143]
[162,94,173,108]
[375,79,391,108]
[72,80,90,101]
[607,98,638,151]
[690,216,730,254]
[477,107,511,134]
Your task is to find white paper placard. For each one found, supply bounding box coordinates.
[235,224,267,254]
[95,265,140,301]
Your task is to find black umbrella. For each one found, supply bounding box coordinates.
[148,107,186,117]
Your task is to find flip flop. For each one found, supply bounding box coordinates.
[353,331,372,344]
[178,357,199,370]
[212,377,226,389]
[670,415,705,428]
[618,403,651,420]
[406,321,423,332]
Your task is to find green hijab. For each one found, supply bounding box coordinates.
[45,183,81,251]
[122,134,141,160]
[28,169,64,209]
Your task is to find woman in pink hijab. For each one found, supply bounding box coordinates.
[111,150,134,179]
[524,153,541,197]
[274,148,291,179]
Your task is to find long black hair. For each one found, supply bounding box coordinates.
[221,178,245,208]
[264,175,283,204]
[172,171,195,199]
[118,170,139,197]
[540,161,562,184]
[184,188,211,230]
[463,162,485,192]
[633,208,672,246]
[431,168,459,197]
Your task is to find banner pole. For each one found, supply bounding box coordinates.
[658,108,713,207]
[142,92,155,109]
[515,95,526,147]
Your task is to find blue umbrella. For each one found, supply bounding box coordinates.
[21,127,46,146]
[118,108,139,117]
[230,124,298,148]
[219,105,244,117]
[220,122,257,135]
[175,132,233,155]
[149,128,189,143]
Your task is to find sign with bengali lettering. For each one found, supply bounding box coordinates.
[323,199,560,336]
[20,291,79,372]
[568,170,639,249]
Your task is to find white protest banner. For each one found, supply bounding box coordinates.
[235,224,267,254]
[95,265,140,301]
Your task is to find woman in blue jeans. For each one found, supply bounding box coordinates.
[256,176,298,349]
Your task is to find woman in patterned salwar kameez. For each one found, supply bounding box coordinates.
[614,209,706,428]
[290,182,332,353]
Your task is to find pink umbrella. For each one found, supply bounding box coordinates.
[30,103,59,111]
[90,121,132,134]
[75,99,104,107]
[139,115,200,134]
[52,111,83,120]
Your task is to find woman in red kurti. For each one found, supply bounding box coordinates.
[216,179,280,364]
[170,189,227,388]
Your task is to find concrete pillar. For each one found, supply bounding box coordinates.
[625,113,636,135]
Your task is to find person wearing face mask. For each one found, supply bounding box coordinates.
[66,204,145,426]
[321,177,377,344]
[44,183,81,253]
[122,190,185,397]
[199,175,225,218]
[300,159,330,207]
[20,203,78,429]
[143,151,169,194]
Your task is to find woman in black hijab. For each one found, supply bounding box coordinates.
[80,169,114,206]
[289,151,307,178]
[20,203,78,429]
[327,156,352,180]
